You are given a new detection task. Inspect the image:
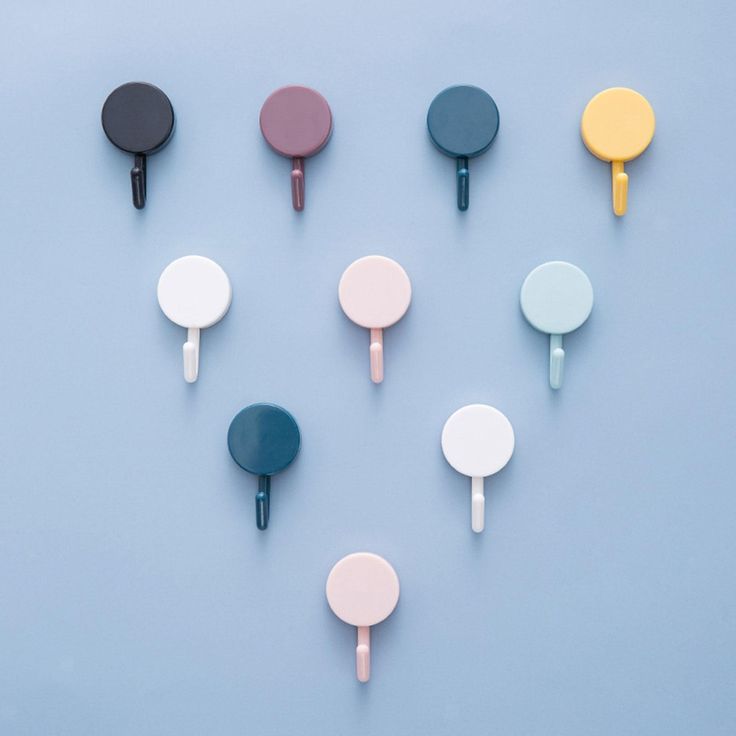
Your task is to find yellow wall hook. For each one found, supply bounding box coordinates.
[581,87,655,216]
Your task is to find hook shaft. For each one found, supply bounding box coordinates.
[183,327,200,383]
[291,157,305,211]
[356,625,370,682]
[550,334,564,389]
[612,160,628,216]
[370,328,384,383]
[256,475,271,530]
[471,476,485,533]
[456,157,469,211]
[131,153,146,209]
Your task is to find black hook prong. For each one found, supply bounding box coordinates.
[131,153,147,209]
[256,475,271,530]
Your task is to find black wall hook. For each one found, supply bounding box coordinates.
[101,82,174,209]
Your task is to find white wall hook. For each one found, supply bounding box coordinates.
[441,404,515,533]
[157,256,232,383]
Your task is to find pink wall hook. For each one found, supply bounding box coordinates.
[326,553,400,683]
[338,256,412,384]
[260,86,332,212]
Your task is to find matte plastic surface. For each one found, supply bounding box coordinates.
[157,255,232,383]
[441,404,515,533]
[260,85,332,211]
[427,85,499,210]
[581,87,655,216]
[326,553,400,682]
[338,256,411,383]
[521,261,593,389]
[227,403,301,531]
[227,403,301,477]
[101,82,174,209]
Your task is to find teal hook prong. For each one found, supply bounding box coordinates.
[456,157,469,211]
[549,334,565,389]
[256,475,271,530]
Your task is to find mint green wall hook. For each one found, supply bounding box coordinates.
[520,261,594,389]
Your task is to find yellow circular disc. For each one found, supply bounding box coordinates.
[581,87,655,162]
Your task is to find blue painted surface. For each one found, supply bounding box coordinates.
[0,2,735,734]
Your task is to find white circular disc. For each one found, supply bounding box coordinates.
[338,256,412,329]
[441,404,515,479]
[157,256,232,329]
[520,261,593,335]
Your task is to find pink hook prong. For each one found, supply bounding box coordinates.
[291,157,305,211]
[356,626,370,682]
[369,328,384,383]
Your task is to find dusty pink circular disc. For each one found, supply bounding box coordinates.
[259,86,332,158]
[338,256,412,329]
[326,553,400,627]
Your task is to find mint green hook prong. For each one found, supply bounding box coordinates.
[550,334,565,389]
[521,262,594,391]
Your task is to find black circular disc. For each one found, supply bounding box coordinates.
[227,404,301,477]
[427,85,499,159]
[101,82,174,155]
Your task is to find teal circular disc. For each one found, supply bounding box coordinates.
[427,85,499,158]
[520,261,594,335]
[227,403,301,477]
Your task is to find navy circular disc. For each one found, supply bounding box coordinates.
[227,404,301,477]
[102,82,175,155]
[427,85,499,158]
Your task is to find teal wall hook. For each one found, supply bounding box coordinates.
[427,85,499,211]
[227,404,301,530]
[520,261,594,389]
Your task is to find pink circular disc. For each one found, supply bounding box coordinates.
[338,256,412,328]
[259,86,332,158]
[326,553,400,628]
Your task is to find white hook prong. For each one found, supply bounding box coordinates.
[471,476,485,533]
[183,327,200,383]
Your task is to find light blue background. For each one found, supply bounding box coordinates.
[1,1,734,734]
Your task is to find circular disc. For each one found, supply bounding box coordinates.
[326,553,400,628]
[427,85,499,158]
[227,404,301,477]
[338,256,411,329]
[581,87,655,162]
[102,82,174,154]
[441,404,514,479]
[157,256,232,329]
[520,261,593,335]
[260,86,332,158]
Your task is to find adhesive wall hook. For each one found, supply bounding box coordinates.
[260,86,332,211]
[227,404,301,530]
[441,404,515,533]
[520,261,594,389]
[581,88,655,216]
[101,82,174,209]
[338,256,411,383]
[427,85,499,211]
[326,553,400,682]
[157,256,231,383]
